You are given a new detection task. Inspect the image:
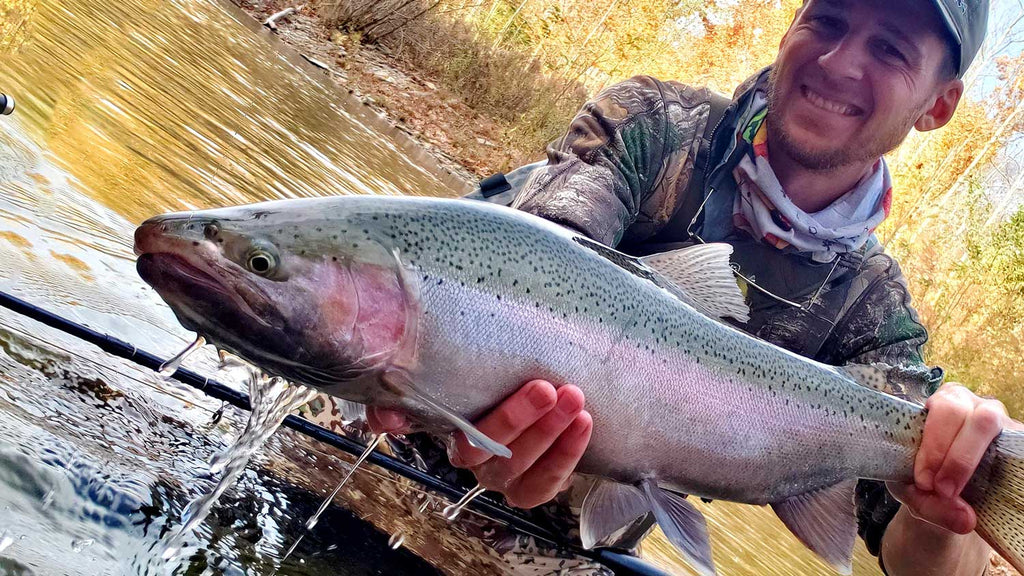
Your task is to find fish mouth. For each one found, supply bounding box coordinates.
[137,253,223,294]
[136,252,275,333]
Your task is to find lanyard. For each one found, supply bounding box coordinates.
[685,186,842,316]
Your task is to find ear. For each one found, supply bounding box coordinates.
[914,79,963,132]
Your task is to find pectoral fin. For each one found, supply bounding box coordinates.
[580,480,651,549]
[641,479,716,576]
[383,369,512,459]
[770,480,858,575]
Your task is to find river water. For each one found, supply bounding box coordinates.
[0,0,884,574]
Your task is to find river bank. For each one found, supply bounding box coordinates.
[231,0,546,189]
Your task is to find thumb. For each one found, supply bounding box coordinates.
[367,407,410,434]
[886,481,976,535]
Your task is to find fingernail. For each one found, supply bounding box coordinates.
[917,469,934,491]
[528,382,554,409]
[936,479,956,498]
[570,411,592,435]
[555,389,583,417]
[447,439,464,467]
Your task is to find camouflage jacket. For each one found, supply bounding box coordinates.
[513,69,943,558]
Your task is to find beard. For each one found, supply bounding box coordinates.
[764,66,919,171]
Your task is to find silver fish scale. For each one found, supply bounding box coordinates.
[139,196,927,502]
[325,198,927,502]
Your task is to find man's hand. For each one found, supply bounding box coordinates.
[367,380,593,509]
[887,382,1020,533]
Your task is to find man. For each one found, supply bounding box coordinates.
[373,0,1019,573]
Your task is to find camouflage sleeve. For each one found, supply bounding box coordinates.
[513,76,711,247]
[819,252,943,560]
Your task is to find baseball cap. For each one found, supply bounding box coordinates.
[929,0,990,77]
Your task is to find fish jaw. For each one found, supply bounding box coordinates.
[134,211,415,392]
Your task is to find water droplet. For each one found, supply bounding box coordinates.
[0,532,14,553]
[71,538,94,553]
[443,483,485,521]
[163,374,317,558]
[158,335,206,378]
[388,532,405,549]
[217,349,247,370]
[161,546,180,560]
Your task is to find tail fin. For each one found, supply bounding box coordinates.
[965,430,1024,572]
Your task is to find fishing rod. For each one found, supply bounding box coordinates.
[0,289,671,576]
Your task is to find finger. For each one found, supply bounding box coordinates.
[505,410,593,509]
[933,400,1008,498]
[367,407,409,434]
[472,385,584,490]
[915,386,974,492]
[449,380,558,468]
[886,482,975,534]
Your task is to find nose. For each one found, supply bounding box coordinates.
[134,218,166,255]
[817,37,866,81]
[134,213,197,255]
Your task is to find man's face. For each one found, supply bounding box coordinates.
[767,0,958,171]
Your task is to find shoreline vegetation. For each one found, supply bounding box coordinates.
[229,2,1022,574]
[235,0,591,184]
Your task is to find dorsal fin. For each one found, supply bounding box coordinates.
[640,244,749,323]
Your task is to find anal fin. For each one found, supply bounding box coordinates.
[581,480,651,549]
[771,480,858,575]
[641,479,716,576]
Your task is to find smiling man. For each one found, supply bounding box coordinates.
[370,0,1012,574]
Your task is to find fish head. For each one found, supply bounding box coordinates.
[134,200,413,391]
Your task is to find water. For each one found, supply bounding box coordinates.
[163,372,318,561]
[0,0,886,573]
[157,336,206,379]
[442,484,486,521]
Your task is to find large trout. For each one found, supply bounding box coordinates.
[134,196,1024,575]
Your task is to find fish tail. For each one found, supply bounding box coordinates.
[966,429,1024,572]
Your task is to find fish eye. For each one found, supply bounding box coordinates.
[246,249,277,276]
[203,223,220,240]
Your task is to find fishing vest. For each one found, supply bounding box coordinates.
[469,92,884,363]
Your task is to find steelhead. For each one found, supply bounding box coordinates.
[134,196,1024,575]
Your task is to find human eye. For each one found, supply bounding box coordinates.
[808,14,845,36]
[875,40,908,64]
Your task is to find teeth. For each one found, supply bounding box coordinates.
[805,87,857,116]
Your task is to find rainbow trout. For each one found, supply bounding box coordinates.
[134,196,1024,575]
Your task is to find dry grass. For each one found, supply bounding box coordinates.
[317,0,587,158]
